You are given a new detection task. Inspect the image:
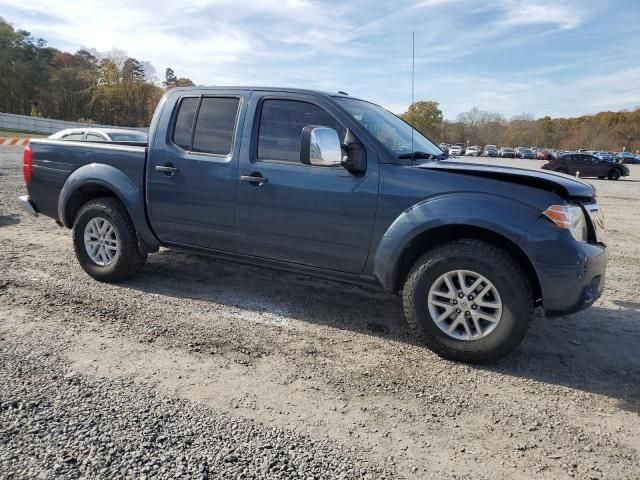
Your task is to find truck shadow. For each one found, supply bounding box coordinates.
[126,249,640,413]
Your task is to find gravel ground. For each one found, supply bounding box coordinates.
[1,147,639,479]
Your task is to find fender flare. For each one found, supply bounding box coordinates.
[58,163,160,250]
[373,192,541,292]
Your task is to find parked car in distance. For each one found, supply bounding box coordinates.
[499,147,516,158]
[453,143,466,155]
[519,148,535,159]
[615,152,640,164]
[484,145,498,157]
[593,151,613,162]
[465,146,480,156]
[542,153,629,180]
[49,128,148,143]
[449,145,463,156]
[438,143,450,153]
[537,150,552,160]
[20,85,608,364]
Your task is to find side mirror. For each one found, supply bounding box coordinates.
[300,126,342,167]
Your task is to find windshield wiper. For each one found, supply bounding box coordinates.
[397,151,438,160]
[398,151,450,162]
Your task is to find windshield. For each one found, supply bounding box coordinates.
[334,97,442,157]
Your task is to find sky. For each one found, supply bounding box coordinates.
[1,0,639,119]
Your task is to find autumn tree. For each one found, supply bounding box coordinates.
[400,101,443,139]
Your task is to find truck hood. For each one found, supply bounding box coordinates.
[418,160,596,199]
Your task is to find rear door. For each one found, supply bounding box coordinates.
[233,93,379,274]
[147,91,249,251]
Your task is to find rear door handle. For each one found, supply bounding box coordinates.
[156,164,179,175]
[240,174,268,185]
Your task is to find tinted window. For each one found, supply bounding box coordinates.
[172,97,198,150]
[258,100,344,162]
[192,97,240,155]
[86,133,106,142]
[63,132,84,141]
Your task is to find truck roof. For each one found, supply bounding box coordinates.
[169,86,362,101]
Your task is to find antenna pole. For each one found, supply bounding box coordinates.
[411,32,415,161]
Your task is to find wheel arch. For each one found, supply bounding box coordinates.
[61,182,121,228]
[389,224,542,305]
[58,164,160,251]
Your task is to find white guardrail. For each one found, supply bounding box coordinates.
[0,112,148,135]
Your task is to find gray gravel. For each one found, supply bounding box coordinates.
[0,341,390,479]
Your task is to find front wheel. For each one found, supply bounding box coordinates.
[608,169,621,180]
[402,240,534,363]
[73,197,147,282]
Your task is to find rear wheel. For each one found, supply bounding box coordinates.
[73,198,147,282]
[608,168,621,180]
[402,240,534,363]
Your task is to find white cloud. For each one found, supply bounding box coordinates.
[1,0,637,118]
[498,0,585,30]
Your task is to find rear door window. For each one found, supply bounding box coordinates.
[86,133,106,142]
[172,97,199,150]
[192,97,240,156]
[62,132,84,141]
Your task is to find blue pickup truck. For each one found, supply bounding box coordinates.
[19,87,607,363]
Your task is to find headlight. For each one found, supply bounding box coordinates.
[543,204,588,242]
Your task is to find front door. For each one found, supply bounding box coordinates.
[234,94,379,274]
[575,154,599,177]
[147,92,248,251]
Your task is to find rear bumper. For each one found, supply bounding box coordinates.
[18,195,38,216]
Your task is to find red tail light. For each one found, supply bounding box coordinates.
[23,145,33,184]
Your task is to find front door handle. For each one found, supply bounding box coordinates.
[156,164,179,175]
[240,174,268,185]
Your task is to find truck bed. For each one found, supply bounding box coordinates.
[27,139,147,221]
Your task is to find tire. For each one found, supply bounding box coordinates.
[608,168,621,180]
[402,240,534,364]
[72,197,147,282]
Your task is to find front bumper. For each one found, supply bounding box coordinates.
[525,218,607,315]
[18,195,38,216]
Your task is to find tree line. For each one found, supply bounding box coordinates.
[401,101,640,153]
[0,17,194,127]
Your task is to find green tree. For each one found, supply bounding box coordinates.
[400,101,443,139]
[163,67,195,89]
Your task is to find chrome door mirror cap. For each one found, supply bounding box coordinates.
[300,126,343,167]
